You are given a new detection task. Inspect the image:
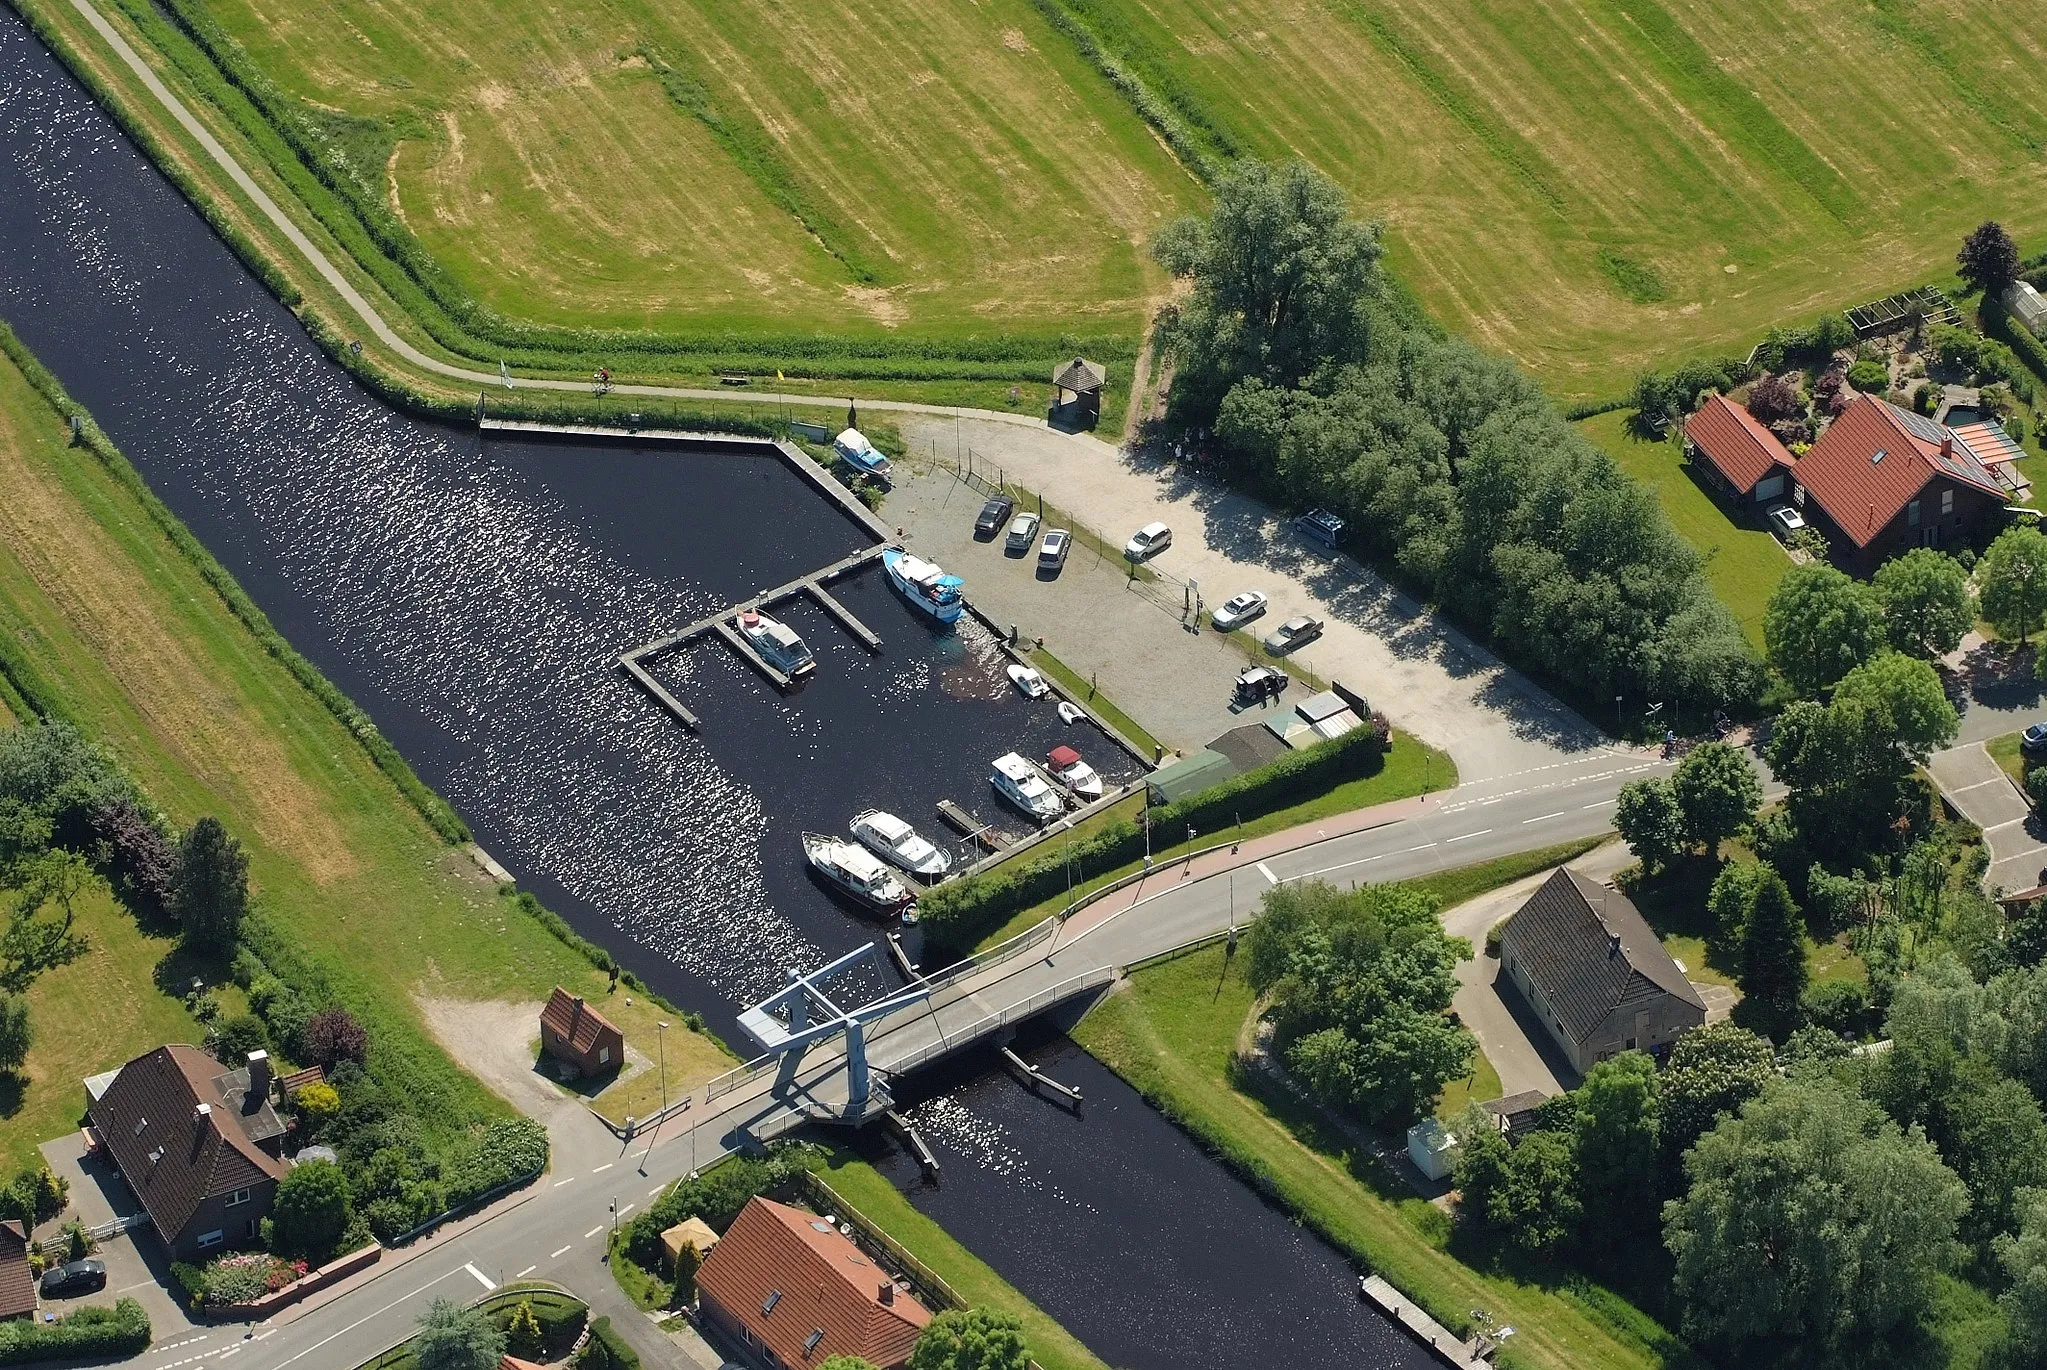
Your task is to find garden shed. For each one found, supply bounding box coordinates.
[2006,281,2047,339]
[1050,357,1107,429]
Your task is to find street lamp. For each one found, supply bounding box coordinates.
[657,1021,669,1119]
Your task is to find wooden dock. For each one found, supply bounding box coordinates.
[620,544,886,730]
[1359,1276,1482,1366]
[937,799,1012,852]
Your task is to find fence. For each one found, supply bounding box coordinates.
[705,1053,780,1102]
[36,1213,145,1256]
[876,968,1116,1079]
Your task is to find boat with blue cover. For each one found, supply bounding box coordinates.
[833,428,892,482]
[882,547,964,625]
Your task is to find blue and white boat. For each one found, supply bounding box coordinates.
[833,428,892,482]
[882,547,964,625]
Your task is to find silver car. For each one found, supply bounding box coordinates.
[1211,591,1268,631]
[1263,615,1324,654]
[1038,529,1070,569]
[1005,512,1041,552]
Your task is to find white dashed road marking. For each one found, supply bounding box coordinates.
[464,1263,495,1292]
[550,1245,573,1259]
[1256,862,1277,884]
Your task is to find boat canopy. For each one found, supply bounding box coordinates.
[993,753,1035,782]
[863,811,913,843]
[1048,745,1082,769]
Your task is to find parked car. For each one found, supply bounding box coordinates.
[1211,591,1269,632]
[2023,721,2047,756]
[1005,512,1041,552]
[974,495,1015,537]
[1124,521,1172,561]
[39,1260,105,1298]
[1264,615,1324,654]
[1767,505,1806,538]
[1234,665,1289,703]
[1038,529,1070,570]
[1294,508,1346,550]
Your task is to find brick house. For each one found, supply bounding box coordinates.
[1789,394,2013,572]
[84,1045,287,1260]
[539,987,624,1080]
[0,1221,33,1320]
[1497,869,1706,1076]
[696,1197,931,1370]
[1683,392,1796,506]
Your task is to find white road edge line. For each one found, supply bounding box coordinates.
[584,1226,604,1240]
[464,1263,495,1292]
[517,1265,537,1279]
[591,1163,613,1173]
[619,1203,636,1218]
[1444,829,1491,843]
[1582,799,1617,809]
[554,1177,575,1187]
[1521,811,1566,824]
[265,1265,465,1368]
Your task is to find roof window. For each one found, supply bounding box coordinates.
[762,1290,783,1316]
[804,1330,826,1355]
[1871,448,1887,465]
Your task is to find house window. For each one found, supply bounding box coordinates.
[1942,489,1955,516]
[599,1046,611,1066]
[246,1219,260,1241]
[225,1188,252,1207]
[1908,499,1921,527]
[196,1230,225,1249]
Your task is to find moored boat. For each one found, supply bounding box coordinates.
[735,609,815,678]
[882,547,964,626]
[802,832,918,923]
[990,752,1064,822]
[1046,745,1103,800]
[833,427,892,482]
[1007,663,1050,698]
[851,809,953,881]
[1057,701,1085,725]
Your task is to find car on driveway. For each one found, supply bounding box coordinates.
[39,1259,105,1299]
[1235,665,1289,703]
[1037,529,1070,570]
[1263,615,1324,654]
[1124,521,1172,562]
[1767,505,1806,538]
[1211,591,1268,632]
[974,495,1015,538]
[2023,722,2047,756]
[1005,512,1041,552]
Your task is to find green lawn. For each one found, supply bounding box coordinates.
[1578,410,1790,647]
[1073,942,1686,1370]
[974,728,1456,949]
[0,336,725,1165]
[1024,647,1164,760]
[1989,730,2028,789]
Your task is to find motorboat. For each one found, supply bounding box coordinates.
[990,752,1064,822]
[1006,664,1050,698]
[1046,745,1103,800]
[851,809,953,881]
[1057,701,1085,725]
[833,428,892,482]
[735,609,815,678]
[882,547,964,626]
[802,833,918,923]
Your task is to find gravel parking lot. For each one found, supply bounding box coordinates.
[885,462,1294,754]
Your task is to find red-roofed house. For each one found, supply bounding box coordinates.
[695,1197,932,1370]
[539,987,623,1080]
[1683,393,1796,505]
[0,1221,34,1321]
[1791,394,2012,572]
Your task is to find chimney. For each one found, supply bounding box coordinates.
[1608,932,1622,959]
[247,1049,272,1102]
[1942,433,1953,458]
[878,1282,894,1306]
[570,994,585,1033]
[194,1103,212,1125]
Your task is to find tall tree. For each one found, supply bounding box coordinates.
[1828,651,1959,761]
[1664,1076,1967,1366]
[1487,1129,1581,1254]
[1572,1051,1661,1248]
[171,816,247,952]
[910,1309,1030,1370]
[1981,525,2047,646]
[1736,871,1808,1041]
[1706,860,1771,944]
[1615,778,1685,873]
[1671,742,1761,854]
[0,995,31,1075]
[1949,1067,2047,1259]
[1660,1022,1776,1164]
[1872,547,1976,659]
[1958,221,2022,298]
[272,1158,353,1262]
[1996,1188,2047,1370]
[1764,564,1883,697]
[413,1298,505,1370]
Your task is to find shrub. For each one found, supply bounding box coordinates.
[0,1166,68,1229]
[293,1080,340,1131]
[2027,766,2047,813]
[506,1301,544,1360]
[442,1117,549,1209]
[206,1013,267,1066]
[1745,374,1804,424]
[272,1160,353,1262]
[576,1316,642,1369]
[0,1297,151,1362]
[1801,979,1873,1038]
[623,1146,818,1274]
[302,1006,368,1069]
[1846,359,1889,392]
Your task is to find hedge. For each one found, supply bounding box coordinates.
[0,1297,150,1363]
[442,1117,549,1209]
[576,1317,642,1370]
[918,715,1391,948]
[1985,298,2047,388]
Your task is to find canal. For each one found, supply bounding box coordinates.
[0,12,1432,1369]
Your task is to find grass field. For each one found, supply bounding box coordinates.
[1578,410,1790,647]
[0,336,724,1166]
[87,0,2047,405]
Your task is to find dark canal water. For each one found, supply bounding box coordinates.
[0,14,1431,1368]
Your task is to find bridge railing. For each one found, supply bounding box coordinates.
[919,914,1058,994]
[879,967,1116,1078]
[704,1052,779,1101]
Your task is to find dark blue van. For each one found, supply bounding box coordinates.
[1294,508,1346,550]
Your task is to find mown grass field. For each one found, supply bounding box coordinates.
[101,0,2047,404]
[1578,410,1790,647]
[0,338,722,1166]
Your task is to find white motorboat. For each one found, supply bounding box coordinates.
[802,833,918,923]
[990,752,1064,821]
[882,548,964,626]
[851,809,953,881]
[736,609,815,679]
[1046,745,1103,800]
[1007,664,1050,698]
[1057,701,1085,725]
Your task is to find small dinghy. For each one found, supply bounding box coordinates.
[1056,701,1085,725]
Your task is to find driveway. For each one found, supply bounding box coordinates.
[1926,742,2047,893]
[36,1137,201,1338]
[899,417,1610,783]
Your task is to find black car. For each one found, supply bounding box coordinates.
[973,496,1015,537]
[1234,665,1289,704]
[2024,722,2047,756]
[39,1259,105,1298]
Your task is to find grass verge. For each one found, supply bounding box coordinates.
[1025,646,1164,759]
[1988,730,2028,789]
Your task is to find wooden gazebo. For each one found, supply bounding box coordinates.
[1050,357,1106,428]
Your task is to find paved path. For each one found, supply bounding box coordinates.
[899,416,1609,784]
[1927,742,2047,892]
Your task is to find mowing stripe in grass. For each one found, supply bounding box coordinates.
[1861,0,2044,154]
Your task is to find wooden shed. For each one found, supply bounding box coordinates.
[539,986,624,1079]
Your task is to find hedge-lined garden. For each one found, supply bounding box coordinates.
[0,1298,150,1364]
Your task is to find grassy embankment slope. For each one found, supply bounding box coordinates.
[0,334,726,1172]
[1071,840,1673,1370]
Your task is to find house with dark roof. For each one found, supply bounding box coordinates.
[0,1221,34,1320]
[1683,392,1796,505]
[1497,869,1706,1076]
[695,1196,932,1370]
[83,1045,287,1259]
[1790,393,2013,572]
[539,987,624,1080]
